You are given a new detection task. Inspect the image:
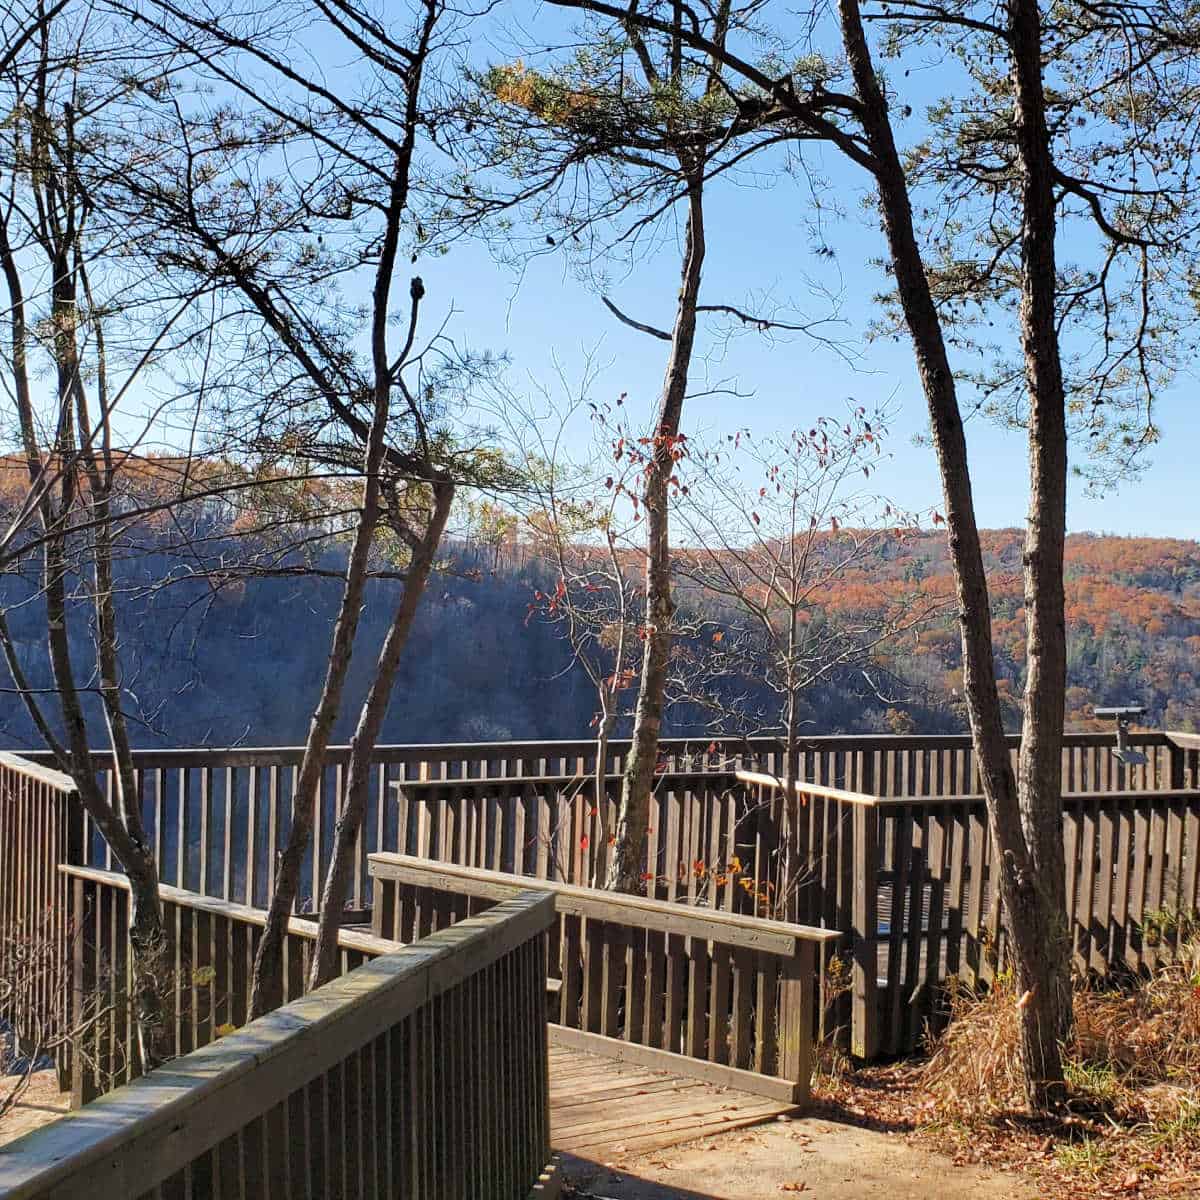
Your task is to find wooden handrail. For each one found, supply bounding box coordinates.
[0,751,77,794]
[737,768,1200,808]
[881,787,1200,807]
[0,889,555,1200]
[9,726,1174,771]
[735,769,879,807]
[59,864,398,959]
[368,853,841,951]
[387,768,739,789]
[370,853,826,1102]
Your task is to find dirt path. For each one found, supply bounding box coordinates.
[0,1071,69,1149]
[558,1112,1040,1199]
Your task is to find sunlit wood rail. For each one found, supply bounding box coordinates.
[34,864,808,1194]
[0,888,557,1200]
[369,853,839,1106]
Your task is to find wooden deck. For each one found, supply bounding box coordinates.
[549,1045,796,1161]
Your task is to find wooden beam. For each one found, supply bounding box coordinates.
[547,1025,801,1105]
[0,751,77,794]
[368,854,842,952]
[58,865,399,960]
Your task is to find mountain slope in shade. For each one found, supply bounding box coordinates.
[0,529,1194,748]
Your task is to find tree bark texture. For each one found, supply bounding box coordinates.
[606,178,705,892]
[836,0,1068,1108]
[308,480,454,989]
[1007,0,1074,1099]
[247,397,390,1017]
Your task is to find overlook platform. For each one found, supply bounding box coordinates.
[0,732,1196,1197]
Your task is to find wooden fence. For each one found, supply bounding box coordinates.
[61,866,405,1106]
[2,881,556,1200]
[4,730,1196,1070]
[369,853,839,1105]
[0,754,82,1080]
[18,729,1187,918]
[738,769,1200,1057]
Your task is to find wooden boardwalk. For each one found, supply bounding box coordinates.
[549,1045,795,1161]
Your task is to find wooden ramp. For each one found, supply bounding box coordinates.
[549,1045,795,1161]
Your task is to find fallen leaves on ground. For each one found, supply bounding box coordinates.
[813,1063,1200,1200]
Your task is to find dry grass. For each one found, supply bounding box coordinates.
[1074,943,1200,1092]
[913,937,1200,1195]
[922,938,1200,1123]
[920,972,1027,1117]
[812,952,854,1087]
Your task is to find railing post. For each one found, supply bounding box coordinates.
[778,940,814,1105]
[57,867,79,1097]
[851,803,879,1060]
[60,784,85,1093]
[69,876,101,1110]
[1167,736,1189,790]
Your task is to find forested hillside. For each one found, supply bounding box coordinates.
[1,529,1194,750]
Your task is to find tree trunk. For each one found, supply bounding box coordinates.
[44,527,172,1068]
[836,0,1067,1110]
[249,436,388,1016]
[606,177,705,892]
[248,158,419,1017]
[782,679,800,920]
[1007,0,1074,1090]
[590,707,616,888]
[309,481,454,988]
[72,386,172,1072]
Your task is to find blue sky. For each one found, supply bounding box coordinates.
[88,1,1190,540]
[415,170,1197,539]
[405,6,1198,541]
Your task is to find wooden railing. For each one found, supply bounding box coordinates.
[0,753,82,1081]
[24,739,743,912]
[1171,731,1200,790]
[17,729,1186,918]
[3,881,556,1200]
[4,730,1195,1069]
[368,852,840,1105]
[61,865,406,1105]
[739,768,1200,1057]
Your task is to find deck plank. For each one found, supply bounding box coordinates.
[549,1046,794,1160]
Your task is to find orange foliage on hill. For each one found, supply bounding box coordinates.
[795,530,1200,730]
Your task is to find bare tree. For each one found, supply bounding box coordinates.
[675,411,938,764]
[671,409,943,915]
[462,0,848,891]
[503,382,644,884]
[0,0,231,1068]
